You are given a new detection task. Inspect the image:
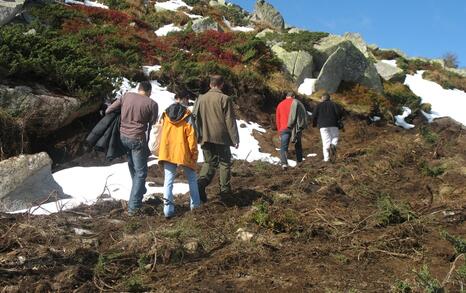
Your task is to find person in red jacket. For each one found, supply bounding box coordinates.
[276,92,308,169]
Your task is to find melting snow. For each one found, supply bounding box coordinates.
[298,78,317,95]
[381,59,397,67]
[394,107,415,129]
[223,18,254,32]
[142,65,161,77]
[64,0,108,9]
[154,0,192,11]
[184,12,203,19]
[404,71,466,125]
[155,24,182,37]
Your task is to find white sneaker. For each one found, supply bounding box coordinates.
[281,164,288,170]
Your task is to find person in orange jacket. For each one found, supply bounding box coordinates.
[158,91,200,218]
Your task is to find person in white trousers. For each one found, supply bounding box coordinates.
[312,93,343,162]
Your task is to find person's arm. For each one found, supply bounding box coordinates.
[224,96,239,147]
[151,101,159,124]
[276,103,281,131]
[106,97,122,114]
[186,117,198,162]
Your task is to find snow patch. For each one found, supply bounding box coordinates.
[184,12,203,19]
[154,0,192,11]
[381,59,397,67]
[394,107,415,129]
[155,24,182,36]
[404,71,466,125]
[298,78,317,95]
[65,0,108,8]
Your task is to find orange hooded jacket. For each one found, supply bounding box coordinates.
[157,103,198,170]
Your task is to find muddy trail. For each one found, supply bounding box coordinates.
[1,117,465,292]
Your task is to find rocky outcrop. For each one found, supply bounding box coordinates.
[271,45,313,85]
[0,0,24,26]
[0,152,67,212]
[0,83,100,137]
[255,28,274,39]
[191,17,221,32]
[209,0,226,6]
[375,61,405,82]
[314,39,382,93]
[251,0,284,31]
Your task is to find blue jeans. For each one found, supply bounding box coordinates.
[163,162,201,217]
[121,135,148,213]
[280,130,303,165]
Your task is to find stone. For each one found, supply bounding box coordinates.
[23,28,36,36]
[272,44,314,85]
[375,61,405,81]
[191,17,220,32]
[255,28,274,39]
[0,0,25,26]
[314,47,346,94]
[360,61,383,92]
[209,0,226,6]
[0,84,100,137]
[183,239,201,254]
[0,152,68,212]
[288,27,305,34]
[251,0,284,31]
[236,228,254,242]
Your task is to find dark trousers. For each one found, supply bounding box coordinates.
[280,130,303,165]
[198,142,232,199]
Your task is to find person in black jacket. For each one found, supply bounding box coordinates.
[312,93,343,162]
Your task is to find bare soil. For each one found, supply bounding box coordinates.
[1,117,465,292]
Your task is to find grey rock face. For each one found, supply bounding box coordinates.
[375,61,405,82]
[0,152,67,212]
[272,45,314,84]
[209,0,226,6]
[360,62,383,92]
[314,47,346,94]
[251,0,284,31]
[0,84,100,137]
[191,17,221,32]
[0,0,25,26]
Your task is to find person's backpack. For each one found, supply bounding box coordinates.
[148,116,163,156]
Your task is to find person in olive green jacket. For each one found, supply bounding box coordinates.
[192,75,239,202]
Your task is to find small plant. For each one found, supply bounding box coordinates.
[392,280,413,293]
[125,220,142,233]
[137,254,150,271]
[420,126,439,144]
[264,31,329,54]
[125,274,146,292]
[415,265,443,293]
[331,253,349,265]
[457,263,466,283]
[377,194,415,226]
[441,231,466,254]
[419,161,445,177]
[251,202,270,228]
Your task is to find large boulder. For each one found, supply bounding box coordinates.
[0,83,100,137]
[375,61,405,82]
[0,152,67,212]
[271,44,313,85]
[191,17,221,32]
[251,0,284,31]
[314,40,382,93]
[209,0,226,6]
[0,0,24,26]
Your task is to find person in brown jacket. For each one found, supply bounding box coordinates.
[193,75,239,202]
[106,81,158,216]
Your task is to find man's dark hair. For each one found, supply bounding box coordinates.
[138,81,152,93]
[286,91,295,98]
[175,89,190,100]
[322,93,331,100]
[210,75,224,87]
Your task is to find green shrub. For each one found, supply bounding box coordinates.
[415,265,443,293]
[391,280,413,293]
[377,194,415,226]
[441,231,466,254]
[264,31,329,54]
[99,0,130,10]
[420,127,439,144]
[251,202,270,227]
[419,161,445,177]
[383,82,421,113]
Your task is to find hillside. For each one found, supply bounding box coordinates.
[1,0,466,292]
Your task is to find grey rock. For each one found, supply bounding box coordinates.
[251,0,284,31]
[0,0,25,26]
[0,84,100,137]
[375,61,405,81]
[314,47,346,94]
[360,62,383,92]
[209,0,226,6]
[23,28,36,35]
[288,27,305,34]
[272,44,314,84]
[0,152,68,212]
[255,28,274,39]
[191,17,220,32]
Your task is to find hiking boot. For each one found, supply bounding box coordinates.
[198,183,207,204]
[281,164,289,170]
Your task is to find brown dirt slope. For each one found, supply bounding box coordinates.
[1,117,465,292]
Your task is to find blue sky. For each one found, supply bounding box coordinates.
[231,0,466,68]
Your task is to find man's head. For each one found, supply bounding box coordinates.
[175,90,190,106]
[286,91,295,99]
[210,75,224,89]
[321,93,330,101]
[138,81,152,97]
